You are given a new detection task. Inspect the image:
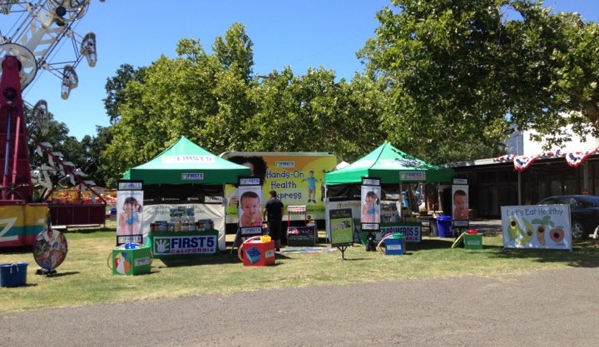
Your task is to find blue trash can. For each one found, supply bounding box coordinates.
[437,215,453,238]
[385,234,405,255]
[0,262,28,287]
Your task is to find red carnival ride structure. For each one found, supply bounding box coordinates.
[0,1,106,247]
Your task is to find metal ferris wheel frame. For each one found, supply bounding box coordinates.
[0,0,105,248]
[0,0,100,98]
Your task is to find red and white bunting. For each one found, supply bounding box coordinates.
[493,154,515,162]
[565,148,599,168]
[539,149,565,159]
[513,154,540,172]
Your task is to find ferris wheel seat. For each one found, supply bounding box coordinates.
[60,65,78,100]
[81,32,97,68]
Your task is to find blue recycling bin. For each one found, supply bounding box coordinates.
[110,206,117,221]
[437,215,453,238]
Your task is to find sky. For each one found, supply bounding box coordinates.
[2,0,599,141]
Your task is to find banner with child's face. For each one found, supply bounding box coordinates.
[452,184,469,227]
[361,178,381,231]
[116,180,144,245]
[238,177,263,235]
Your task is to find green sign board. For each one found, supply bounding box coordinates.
[329,208,354,247]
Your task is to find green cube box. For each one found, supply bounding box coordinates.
[111,245,152,275]
[464,234,483,250]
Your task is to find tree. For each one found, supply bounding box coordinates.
[80,126,113,187]
[247,67,387,158]
[249,67,346,152]
[336,73,391,161]
[25,106,91,200]
[103,25,255,178]
[26,107,86,171]
[212,22,254,83]
[201,23,257,151]
[103,64,147,124]
[359,0,599,157]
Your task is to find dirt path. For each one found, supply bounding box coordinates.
[2,266,597,347]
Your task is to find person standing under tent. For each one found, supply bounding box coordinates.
[263,190,284,251]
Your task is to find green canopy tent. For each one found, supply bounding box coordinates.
[324,142,455,210]
[123,136,250,185]
[323,142,454,243]
[325,142,454,186]
[122,136,251,253]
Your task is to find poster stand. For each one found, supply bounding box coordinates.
[361,177,381,252]
[329,208,354,260]
[230,226,264,255]
[337,245,349,260]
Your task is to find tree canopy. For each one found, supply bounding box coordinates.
[102,23,396,179]
[359,0,599,153]
[74,2,599,187]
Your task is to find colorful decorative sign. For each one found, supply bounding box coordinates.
[33,228,68,270]
[501,205,572,250]
[223,153,337,223]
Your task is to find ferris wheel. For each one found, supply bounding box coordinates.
[0,0,103,202]
[0,0,103,102]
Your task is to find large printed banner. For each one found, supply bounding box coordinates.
[238,177,263,237]
[222,153,337,223]
[452,182,469,228]
[142,203,226,251]
[501,205,572,250]
[116,180,144,245]
[361,177,381,231]
[150,231,218,256]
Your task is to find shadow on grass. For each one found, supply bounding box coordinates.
[157,251,297,267]
[335,257,373,261]
[410,239,455,250]
[34,270,80,278]
[480,239,599,268]
[158,253,242,267]
[389,236,598,268]
[65,227,115,234]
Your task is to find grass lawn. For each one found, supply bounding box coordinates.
[0,224,596,313]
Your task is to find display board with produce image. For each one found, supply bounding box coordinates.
[501,205,572,250]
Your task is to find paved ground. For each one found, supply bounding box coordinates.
[1,267,597,347]
[2,219,598,347]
